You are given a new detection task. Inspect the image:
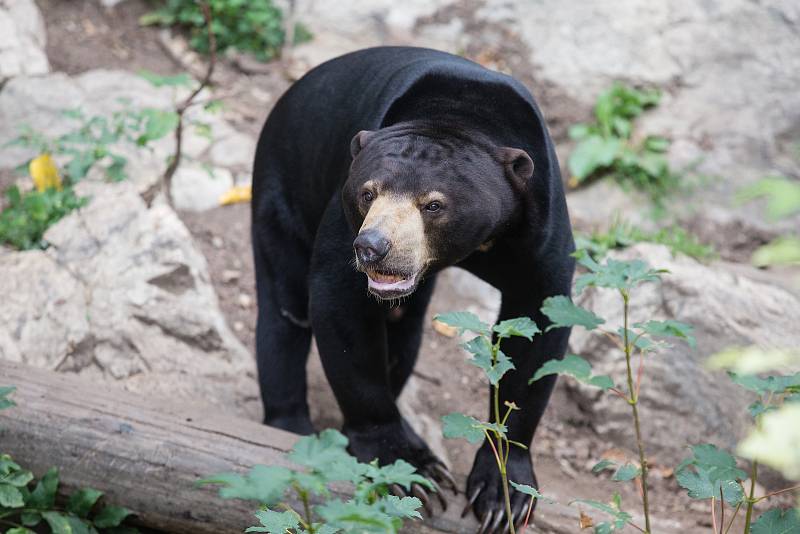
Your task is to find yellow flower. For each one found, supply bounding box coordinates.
[29,153,62,192]
[219,184,252,205]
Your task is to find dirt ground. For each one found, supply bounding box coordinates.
[31,1,792,531]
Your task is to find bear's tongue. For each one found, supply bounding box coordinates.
[366,271,414,291]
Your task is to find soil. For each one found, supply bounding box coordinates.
[32,1,793,532]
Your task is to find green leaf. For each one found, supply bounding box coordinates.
[736,176,800,221]
[729,372,800,395]
[41,511,73,534]
[380,495,423,520]
[690,444,748,482]
[530,354,615,391]
[316,499,397,532]
[752,236,800,267]
[92,506,132,529]
[750,507,800,534]
[67,488,104,518]
[66,516,95,534]
[509,481,554,504]
[368,460,432,491]
[611,464,640,482]
[0,483,25,508]
[493,317,540,340]
[676,444,747,505]
[434,312,490,336]
[633,320,696,348]
[571,495,631,530]
[1,469,34,487]
[540,295,604,331]
[442,412,485,444]
[569,135,622,181]
[288,429,351,472]
[676,468,745,505]
[574,253,666,293]
[246,509,300,533]
[463,337,515,386]
[137,70,193,87]
[0,386,16,410]
[28,467,59,509]
[21,511,41,527]
[138,109,179,144]
[592,459,616,473]
[5,528,36,534]
[200,465,293,505]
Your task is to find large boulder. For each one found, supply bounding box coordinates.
[0,181,260,418]
[567,244,800,464]
[0,0,49,82]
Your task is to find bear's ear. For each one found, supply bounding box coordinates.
[494,147,534,192]
[350,130,376,159]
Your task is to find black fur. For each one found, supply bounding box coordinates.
[251,46,575,523]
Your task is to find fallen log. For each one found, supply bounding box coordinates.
[0,361,477,533]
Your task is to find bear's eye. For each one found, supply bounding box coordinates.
[362,190,374,203]
[424,201,442,212]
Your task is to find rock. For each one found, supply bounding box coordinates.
[566,243,800,464]
[0,181,259,418]
[0,70,253,209]
[171,165,234,212]
[0,0,49,82]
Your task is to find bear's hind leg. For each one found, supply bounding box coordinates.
[253,226,314,435]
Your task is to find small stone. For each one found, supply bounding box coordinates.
[211,236,224,249]
[238,293,252,308]
[221,269,241,283]
[233,321,245,332]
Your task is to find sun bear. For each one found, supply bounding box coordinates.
[251,46,575,531]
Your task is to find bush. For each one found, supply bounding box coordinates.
[142,0,312,61]
[0,185,88,250]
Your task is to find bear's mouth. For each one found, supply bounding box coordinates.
[364,268,418,299]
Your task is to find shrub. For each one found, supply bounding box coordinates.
[141,0,312,62]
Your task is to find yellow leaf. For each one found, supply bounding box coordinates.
[219,184,252,205]
[432,319,458,338]
[579,511,594,529]
[29,153,62,192]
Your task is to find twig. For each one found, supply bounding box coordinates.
[719,486,725,534]
[711,497,718,533]
[756,483,800,502]
[153,0,217,207]
[743,461,758,532]
[723,502,742,534]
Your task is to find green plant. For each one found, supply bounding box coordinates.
[434,312,548,534]
[568,82,681,202]
[437,251,696,533]
[204,429,430,533]
[0,387,139,534]
[141,0,312,62]
[673,365,800,533]
[7,106,178,184]
[0,184,88,250]
[574,219,715,261]
[736,176,800,267]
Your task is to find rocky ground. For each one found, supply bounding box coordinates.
[1,0,799,532]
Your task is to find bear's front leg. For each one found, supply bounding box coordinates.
[465,295,570,533]
[308,203,452,508]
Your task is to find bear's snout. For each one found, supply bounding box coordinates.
[353,229,392,265]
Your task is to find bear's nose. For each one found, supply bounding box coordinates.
[354,229,391,264]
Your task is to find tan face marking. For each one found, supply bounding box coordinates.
[359,194,429,273]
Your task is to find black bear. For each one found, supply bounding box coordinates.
[251,46,575,531]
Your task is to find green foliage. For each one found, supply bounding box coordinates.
[205,429,427,533]
[7,105,177,184]
[572,493,633,533]
[737,176,800,268]
[142,0,312,62]
[442,412,504,444]
[530,354,614,391]
[540,295,605,331]
[0,460,136,533]
[574,220,715,261]
[0,386,15,411]
[433,311,491,336]
[573,250,667,294]
[509,482,554,504]
[568,82,680,202]
[750,506,800,533]
[0,185,88,250]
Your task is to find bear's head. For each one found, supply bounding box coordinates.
[342,121,533,300]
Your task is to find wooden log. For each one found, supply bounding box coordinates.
[0,361,478,533]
